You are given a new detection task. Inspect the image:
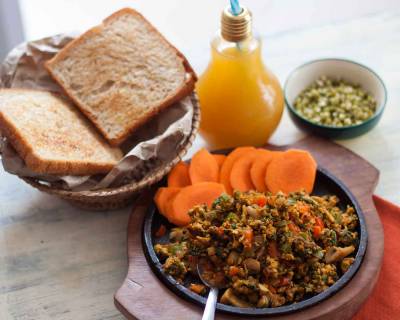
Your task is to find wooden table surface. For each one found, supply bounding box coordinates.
[1,1,399,319]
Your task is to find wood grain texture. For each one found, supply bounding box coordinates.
[114,136,384,320]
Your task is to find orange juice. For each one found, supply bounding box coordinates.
[196,7,284,149]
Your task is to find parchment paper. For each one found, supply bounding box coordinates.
[0,34,195,191]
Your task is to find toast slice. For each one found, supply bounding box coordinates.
[45,8,197,146]
[0,89,123,175]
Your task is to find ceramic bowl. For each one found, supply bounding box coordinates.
[284,58,387,139]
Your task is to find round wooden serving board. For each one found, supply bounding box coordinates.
[114,136,384,320]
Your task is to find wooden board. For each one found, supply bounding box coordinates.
[114,136,384,320]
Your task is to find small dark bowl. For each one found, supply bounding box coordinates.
[142,166,368,317]
[284,58,387,139]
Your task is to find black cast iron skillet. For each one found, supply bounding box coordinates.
[142,166,368,317]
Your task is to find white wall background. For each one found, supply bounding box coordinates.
[1,0,399,202]
[0,0,24,60]
[17,0,400,73]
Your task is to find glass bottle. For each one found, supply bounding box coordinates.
[196,6,284,149]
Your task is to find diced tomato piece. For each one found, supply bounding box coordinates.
[315,217,324,228]
[216,226,225,236]
[243,229,254,248]
[313,226,322,238]
[279,277,290,286]
[254,196,267,207]
[288,222,300,233]
[229,266,240,276]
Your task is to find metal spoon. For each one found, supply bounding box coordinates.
[197,264,226,320]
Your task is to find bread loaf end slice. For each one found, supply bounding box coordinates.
[46,8,196,146]
[0,89,123,175]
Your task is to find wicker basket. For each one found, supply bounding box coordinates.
[19,99,200,211]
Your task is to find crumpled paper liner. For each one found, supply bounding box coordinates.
[0,34,195,191]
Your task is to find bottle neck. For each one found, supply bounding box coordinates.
[211,34,261,58]
[215,5,260,60]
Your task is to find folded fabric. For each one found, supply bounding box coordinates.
[353,195,400,320]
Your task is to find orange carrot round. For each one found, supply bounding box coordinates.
[265,149,317,194]
[220,147,256,194]
[230,150,259,192]
[189,148,219,184]
[249,149,276,192]
[169,182,226,226]
[213,154,226,181]
[164,193,180,224]
[154,187,181,215]
[213,154,226,169]
[167,161,190,187]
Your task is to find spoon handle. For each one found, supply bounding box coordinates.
[202,287,218,320]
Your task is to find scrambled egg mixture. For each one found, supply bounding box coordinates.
[155,191,358,308]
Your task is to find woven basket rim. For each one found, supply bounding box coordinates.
[20,94,200,199]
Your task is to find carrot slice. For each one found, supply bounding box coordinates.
[265,149,317,194]
[249,149,276,192]
[230,150,259,192]
[189,148,219,184]
[220,147,256,194]
[213,154,226,169]
[243,228,254,249]
[167,161,190,187]
[169,182,226,226]
[213,154,226,181]
[154,187,181,215]
[164,193,180,224]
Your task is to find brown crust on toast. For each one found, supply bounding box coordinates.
[0,89,122,175]
[45,7,197,146]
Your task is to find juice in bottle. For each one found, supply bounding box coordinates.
[197,6,284,149]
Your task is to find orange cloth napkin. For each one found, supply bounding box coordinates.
[353,195,400,320]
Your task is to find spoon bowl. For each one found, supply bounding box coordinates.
[197,263,226,320]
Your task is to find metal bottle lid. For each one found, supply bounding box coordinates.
[221,6,252,42]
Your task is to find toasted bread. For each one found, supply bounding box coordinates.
[45,8,196,146]
[0,89,123,175]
